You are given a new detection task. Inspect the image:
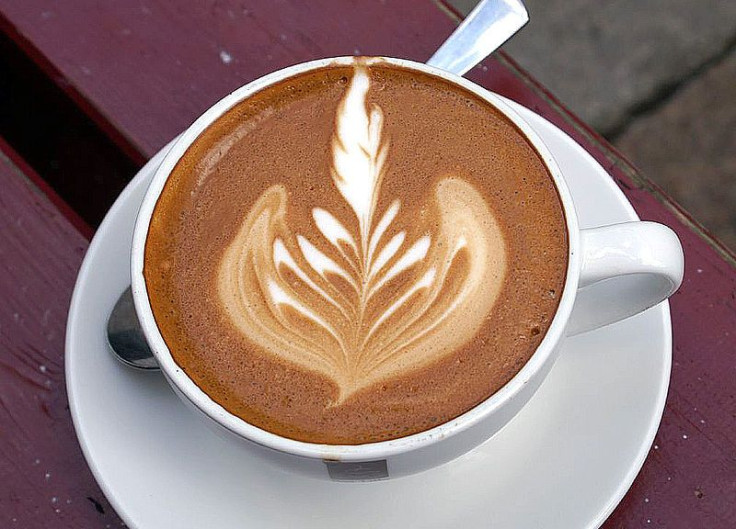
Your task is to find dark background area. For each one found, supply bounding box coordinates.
[0,30,138,226]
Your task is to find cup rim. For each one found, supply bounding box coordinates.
[131,56,581,461]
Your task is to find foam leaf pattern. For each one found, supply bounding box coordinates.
[218,67,508,401]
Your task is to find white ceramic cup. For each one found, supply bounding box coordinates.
[131,56,684,482]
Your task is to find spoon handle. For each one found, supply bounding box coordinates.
[427,0,529,77]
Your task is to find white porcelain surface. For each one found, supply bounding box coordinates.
[66,100,671,529]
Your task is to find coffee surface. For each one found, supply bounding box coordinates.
[145,60,568,444]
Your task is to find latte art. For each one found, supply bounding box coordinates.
[145,61,568,444]
[218,68,507,399]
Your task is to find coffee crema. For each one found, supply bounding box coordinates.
[145,59,568,444]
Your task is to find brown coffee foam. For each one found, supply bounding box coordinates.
[145,63,568,444]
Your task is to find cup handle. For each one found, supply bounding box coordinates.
[567,221,684,336]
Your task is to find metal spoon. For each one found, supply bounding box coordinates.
[106,0,529,370]
[427,0,528,75]
[107,286,159,370]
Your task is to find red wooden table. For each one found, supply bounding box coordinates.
[1,2,734,527]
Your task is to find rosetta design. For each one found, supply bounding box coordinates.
[218,67,508,401]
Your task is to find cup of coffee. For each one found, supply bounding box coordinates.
[131,56,683,481]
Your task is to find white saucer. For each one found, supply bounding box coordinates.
[66,99,671,529]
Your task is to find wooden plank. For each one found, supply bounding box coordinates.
[0,0,458,160]
[0,0,733,526]
[0,140,118,527]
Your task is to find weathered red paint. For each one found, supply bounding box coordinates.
[0,140,118,526]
